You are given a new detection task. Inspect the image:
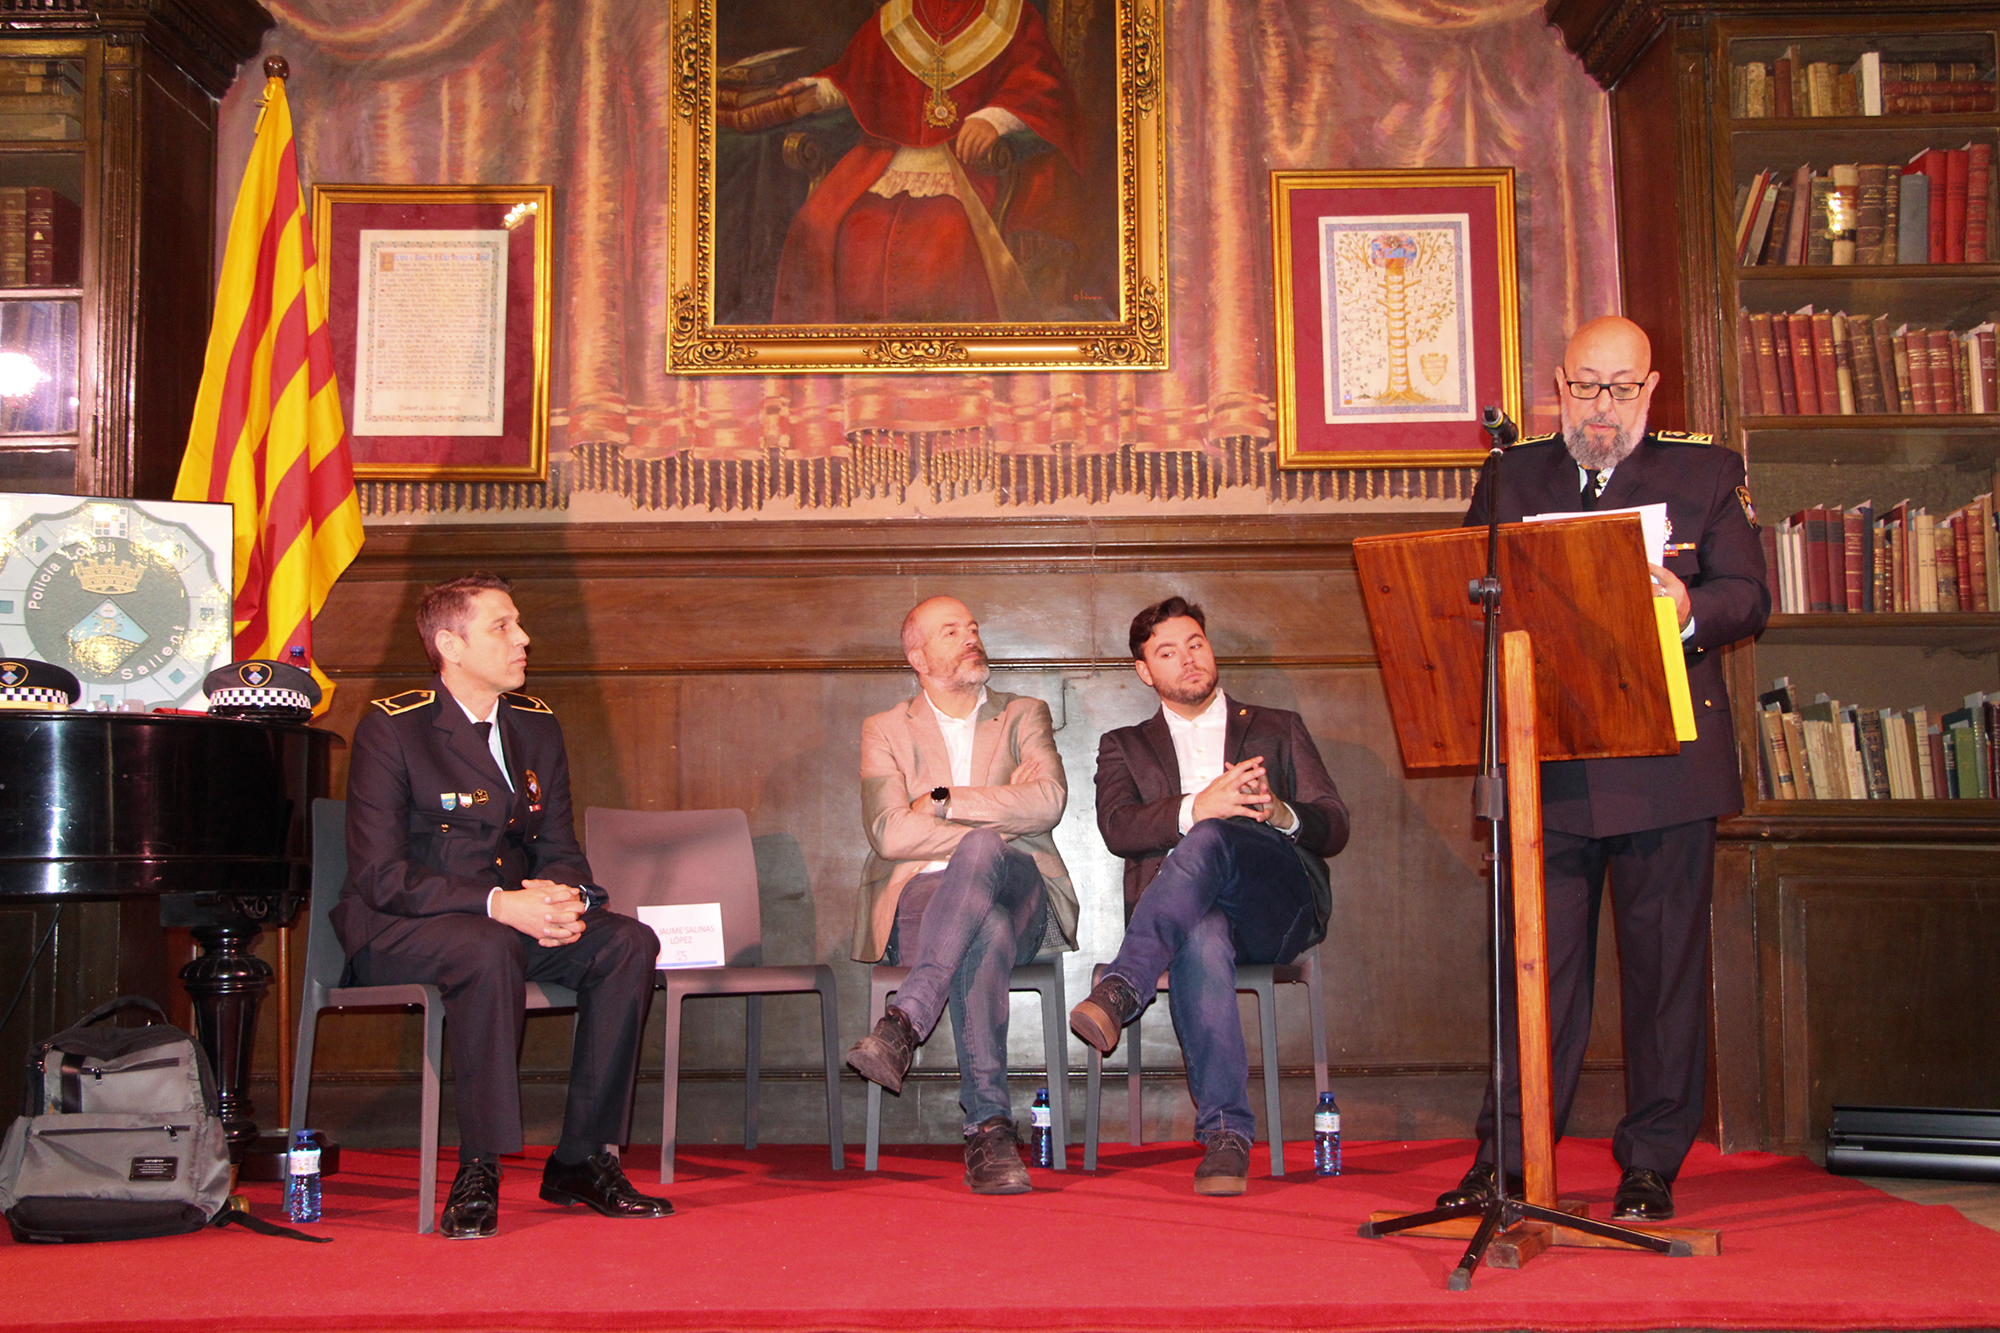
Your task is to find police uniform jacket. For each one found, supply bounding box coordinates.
[1464,429,1771,839]
[1096,700,1350,938]
[333,679,594,956]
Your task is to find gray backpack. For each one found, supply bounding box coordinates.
[0,996,231,1242]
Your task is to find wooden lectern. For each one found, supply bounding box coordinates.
[1352,513,1719,1279]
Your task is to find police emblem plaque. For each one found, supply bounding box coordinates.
[0,496,234,711]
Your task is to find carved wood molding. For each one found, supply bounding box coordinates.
[1720,812,2000,843]
[0,1,274,96]
[1543,0,2000,89]
[342,513,1443,582]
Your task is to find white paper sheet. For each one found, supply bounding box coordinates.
[636,903,725,969]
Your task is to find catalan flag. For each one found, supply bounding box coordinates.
[173,68,361,712]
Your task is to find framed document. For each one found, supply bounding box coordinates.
[1270,168,1521,469]
[312,184,553,481]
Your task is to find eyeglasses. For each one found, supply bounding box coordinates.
[1565,380,1646,402]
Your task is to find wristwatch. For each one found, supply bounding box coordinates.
[930,786,951,818]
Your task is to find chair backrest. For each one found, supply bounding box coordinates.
[304,797,352,996]
[583,807,764,967]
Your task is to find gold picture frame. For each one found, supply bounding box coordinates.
[311,183,554,481]
[666,0,1167,373]
[1271,168,1521,469]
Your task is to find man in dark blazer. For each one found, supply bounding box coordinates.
[338,572,670,1238]
[1448,315,1770,1221]
[1070,596,1350,1194]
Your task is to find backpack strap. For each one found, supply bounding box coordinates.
[211,1207,332,1243]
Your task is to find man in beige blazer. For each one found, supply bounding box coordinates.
[846,595,1076,1194]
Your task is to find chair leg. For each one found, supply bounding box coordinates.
[659,985,686,1185]
[288,997,320,1139]
[1127,1004,1144,1147]
[1084,1042,1102,1171]
[815,968,845,1171]
[1256,978,1284,1178]
[1037,969,1068,1170]
[418,996,443,1235]
[744,994,763,1152]
[1306,953,1330,1098]
[863,974,893,1172]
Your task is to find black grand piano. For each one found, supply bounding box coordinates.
[0,708,334,1162]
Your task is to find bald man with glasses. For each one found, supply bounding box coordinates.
[1442,315,1769,1224]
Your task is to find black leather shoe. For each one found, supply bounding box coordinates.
[846,1005,920,1093]
[963,1115,1032,1195]
[1193,1129,1252,1196]
[539,1152,673,1218]
[1612,1166,1674,1221]
[439,1159,499,1239]
[1069,972,1144,1054]
[1434,1161,1523,1209]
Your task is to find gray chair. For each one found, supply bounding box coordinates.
[1082,950,1329,1177]
[584,806,844,1184]
[862,959,1069,1170]
[289,797,577,1234]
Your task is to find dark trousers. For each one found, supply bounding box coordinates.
[1105,818,1320,1140]
[350,907,660,1157]
[887,828,1049,1131]
[1476,818,1716,1180]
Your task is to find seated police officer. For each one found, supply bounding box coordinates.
[335,572,669,1238]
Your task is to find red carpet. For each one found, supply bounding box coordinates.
[6,1137,1998,1332]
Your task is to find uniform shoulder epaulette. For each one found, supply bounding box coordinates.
[1514,431,1561,447]
[368,689,434,716]
[1653,429,1714,445]
[502,691,554,715]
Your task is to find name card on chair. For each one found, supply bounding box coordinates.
[637,903,725,968]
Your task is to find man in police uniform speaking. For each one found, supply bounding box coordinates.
[335,572,669,1238]
[1444,316,1770,1222]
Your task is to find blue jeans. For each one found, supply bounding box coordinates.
[887,828,1048,1131]
[1105,818,1319,1140]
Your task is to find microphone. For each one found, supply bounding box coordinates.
[1480,406,1518,451]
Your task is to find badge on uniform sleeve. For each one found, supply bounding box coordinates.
[441,793,459,811]
[525,769,542,813]
[1737,483,1759,529]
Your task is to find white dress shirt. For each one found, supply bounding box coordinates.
[1165,691,1300,836]
[919,687,986,871]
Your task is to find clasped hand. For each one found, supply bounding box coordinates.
[494,879,587,947]
[1192,757,1289,826]
[906,753,1050,817]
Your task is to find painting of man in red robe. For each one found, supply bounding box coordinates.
[729,0,1108,326]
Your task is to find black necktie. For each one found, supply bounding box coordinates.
[1580,469,1601,510]
[471,720,492,746]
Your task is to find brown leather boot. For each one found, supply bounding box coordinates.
[846,1005,920,1093]
[963,1115,1032,1195]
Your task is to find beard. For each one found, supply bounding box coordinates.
[1564,412,1644,471]
[1154,665,1216,707]
[930,643,991,689]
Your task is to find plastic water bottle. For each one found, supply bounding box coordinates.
[286,1129,322,1223]
[1313,1091,1342,1176]
[1030,1086,1054,1168]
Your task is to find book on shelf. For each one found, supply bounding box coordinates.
[0,184,76,288]
[1734,51,1996,118]
[1829,163,1860,264]
[1759,681,1994,800]
[1854,162,1888,263]
[1899,170,1930,263]
[1737,308,2000,417]
[1969,143,1992,263]
[1766,490,2000,614]
[1805,176,1836,264]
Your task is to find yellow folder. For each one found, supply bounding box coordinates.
[1655,596,1698,742]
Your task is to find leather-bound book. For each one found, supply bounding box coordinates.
[1849,313,1887,413]
[1872,316,1901,412]
[1811,310,1842,413]
[1831,312,1858,413]
[1854,162,1887,264]
[1750,312,1785,414]
[1789,308,1822,412]
[1927,328,1959,413]
[1906,326,1935,413]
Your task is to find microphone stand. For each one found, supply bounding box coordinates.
[1360,414,1684,1289]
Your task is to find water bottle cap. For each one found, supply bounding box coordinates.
[1036,1086,1048,1096]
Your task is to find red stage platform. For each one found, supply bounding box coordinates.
[6,1137,1997,1332]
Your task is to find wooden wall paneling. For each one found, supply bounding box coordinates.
[1766,844,2000,1156]
[285,516,1659,1148]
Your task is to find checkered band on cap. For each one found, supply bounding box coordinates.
[207,685,314,715]
[0,685,73,709]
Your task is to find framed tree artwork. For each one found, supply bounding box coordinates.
[666,0,1167,373]
[1270,168,1522,469]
